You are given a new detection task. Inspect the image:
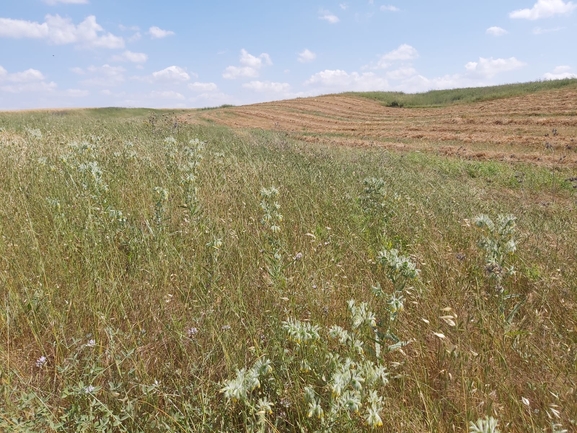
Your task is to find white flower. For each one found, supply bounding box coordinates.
[36,356,47,368]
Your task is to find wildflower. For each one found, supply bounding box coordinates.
[187,327,199,338]
[294,252,303,261]
[84,385,96,394]
[36,356,47,368]
[85,339,96,347]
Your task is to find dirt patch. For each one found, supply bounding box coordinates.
[179,89,577,167]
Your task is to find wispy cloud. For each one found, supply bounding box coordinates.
[486,26,508,36]
[42,0,89,4]
[319,9,340,24]
[380,5,400,12]
[533,26,564,34]
[148,26,175,39]
[510,0,576,20]
[243,81,291,93]
[110,50,148,63]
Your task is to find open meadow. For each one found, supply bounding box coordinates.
[1,81,576,432]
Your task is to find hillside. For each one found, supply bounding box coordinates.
[181,81,577,167]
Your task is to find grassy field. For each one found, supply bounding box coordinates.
[0,90,576,432]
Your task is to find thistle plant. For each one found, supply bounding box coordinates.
[474,214,519,320]
[260,186,284,285]
[469,416,500,433]
[359,177,392,245]
[220,358,274,433]
[283,300,389,431]
[153,186,169,228]
[180,138,205,218]
[374,248,419,351]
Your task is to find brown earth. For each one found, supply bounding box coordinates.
[179,88,577,167]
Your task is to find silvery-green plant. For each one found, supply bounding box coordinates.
[474,214,519,321]
[153,186,169,228]
[359,177,391,245]
[281,300,390,431]
[260,186,284,284]
[220,358,274,433]
[180,138,205,217]
[469,416,500,433]
[374,249,419,352]
[474,214,517,292]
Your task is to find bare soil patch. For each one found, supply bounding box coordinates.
[179,88,577,167]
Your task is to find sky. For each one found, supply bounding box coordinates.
[0,0,576,109]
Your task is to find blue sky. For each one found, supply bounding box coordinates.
[1,0,576,109]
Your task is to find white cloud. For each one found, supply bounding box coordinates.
[510,0,576,20]
[380,5,400,12]
[65,88,89,97]
[223,49,272,79]
[305,69,388,91]
[243,81,291,93]
[340,3,348,10]
[43,0,89,4]
[148,26,175,39]
[110,50,148,63]
[298,49,317,63]
[0,14,124,49]
[383,44,419,61]
[128,32,141,42]
[386,67,418,80]
[188,82,218,92]
[464,57,526,78]
[0,66,57,94]
[82,64,126,86]
[543,65,577,79]
[486,26,508,36]
[319,9,340,23]
[71,67,84,75]
[150,90,185,100]
[533,26,564,33]
[151,66,191,82]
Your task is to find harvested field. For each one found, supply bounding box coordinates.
[180,87,577,167]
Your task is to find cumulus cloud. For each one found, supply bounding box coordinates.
[319,9,340,23]
[243,81,291,93]
[380,5,400,12]
[486,26,508,36]
[464,57,526,78]
[0,66,57,94]
[298,49,316,63]
[151,66,191,82]
[188,82,218,92]
[510,0,576,20]
[148,26,174,39]
[43,0,88,4]
[110,50,148,63]
[223,49,272,79]
[367,44,419,70]
[81,64,126,86]
[305,69,388,91]
[543,65,577,79]
[0,14,124,49]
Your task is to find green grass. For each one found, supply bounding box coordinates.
[0,108,576,432]
[346,78,577,108]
